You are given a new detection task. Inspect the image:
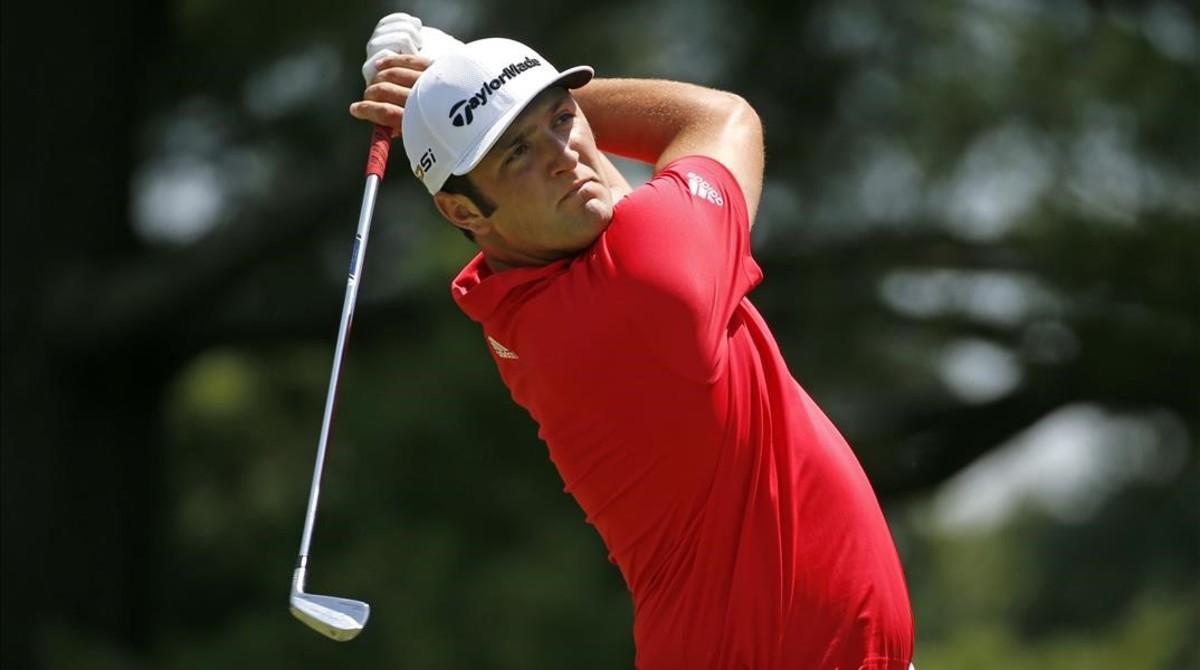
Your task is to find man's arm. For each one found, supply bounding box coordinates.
[573,79,765,223]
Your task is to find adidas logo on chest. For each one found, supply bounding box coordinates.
[487,335,519,360]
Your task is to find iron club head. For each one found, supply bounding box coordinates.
[290,592,370,641]
[289,567,370,641]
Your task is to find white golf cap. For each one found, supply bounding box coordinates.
[401,37,594,194]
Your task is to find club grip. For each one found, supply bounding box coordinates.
[365,125,392,179]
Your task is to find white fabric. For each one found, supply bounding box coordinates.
[361,13,466,83]
[400,37,594,193]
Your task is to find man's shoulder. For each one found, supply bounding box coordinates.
[610,155,742,224]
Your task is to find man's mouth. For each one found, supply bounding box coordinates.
[560,178,594,204]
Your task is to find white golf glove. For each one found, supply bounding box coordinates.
[361,12,466,84]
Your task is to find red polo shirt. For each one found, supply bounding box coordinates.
[451,156,914,669]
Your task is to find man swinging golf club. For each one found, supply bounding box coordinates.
[350,13,915,669]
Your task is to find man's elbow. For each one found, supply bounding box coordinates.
[721,93,763,148]
[719,94,765,219]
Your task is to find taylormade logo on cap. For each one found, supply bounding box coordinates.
[448,56,542,127]
[402,37,595,195]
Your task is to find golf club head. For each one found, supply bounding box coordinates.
[290,591,370,641]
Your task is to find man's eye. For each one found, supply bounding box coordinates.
[555,112,575,126]
[506,143,528,164]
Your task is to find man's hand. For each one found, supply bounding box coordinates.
[353,13,464,136]
[351,52,432,135]
[361,12,423,83]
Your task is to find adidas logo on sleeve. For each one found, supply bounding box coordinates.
[687,172,725,207]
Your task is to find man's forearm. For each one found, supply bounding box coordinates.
[574,78,756,165]
[574,77,765,218]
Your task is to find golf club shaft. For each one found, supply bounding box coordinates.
[296,125,393,580]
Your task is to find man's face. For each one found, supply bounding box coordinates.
[458,87,616,267]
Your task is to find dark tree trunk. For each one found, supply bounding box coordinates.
[2,2,169,666]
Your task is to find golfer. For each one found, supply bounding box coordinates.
[351,15,915,670]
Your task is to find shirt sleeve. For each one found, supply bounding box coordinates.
[598,155,764,380]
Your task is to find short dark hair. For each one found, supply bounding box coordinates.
[440,174,498,242]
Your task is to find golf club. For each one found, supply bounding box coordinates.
[289,124,392,641]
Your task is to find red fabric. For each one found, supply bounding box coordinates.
[452,156,914,669]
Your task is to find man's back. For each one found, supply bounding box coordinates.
[453,156,913,669]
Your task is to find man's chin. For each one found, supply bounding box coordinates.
[563,208,611,255]
[581,197,615,228]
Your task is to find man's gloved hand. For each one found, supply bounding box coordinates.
[361,12,465,84]
[352,13,465,135]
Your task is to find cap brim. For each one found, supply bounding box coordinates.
[449,65,595,179]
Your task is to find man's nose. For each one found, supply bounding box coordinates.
[544,131,579,175]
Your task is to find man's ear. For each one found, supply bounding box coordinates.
[433,192,491,238]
